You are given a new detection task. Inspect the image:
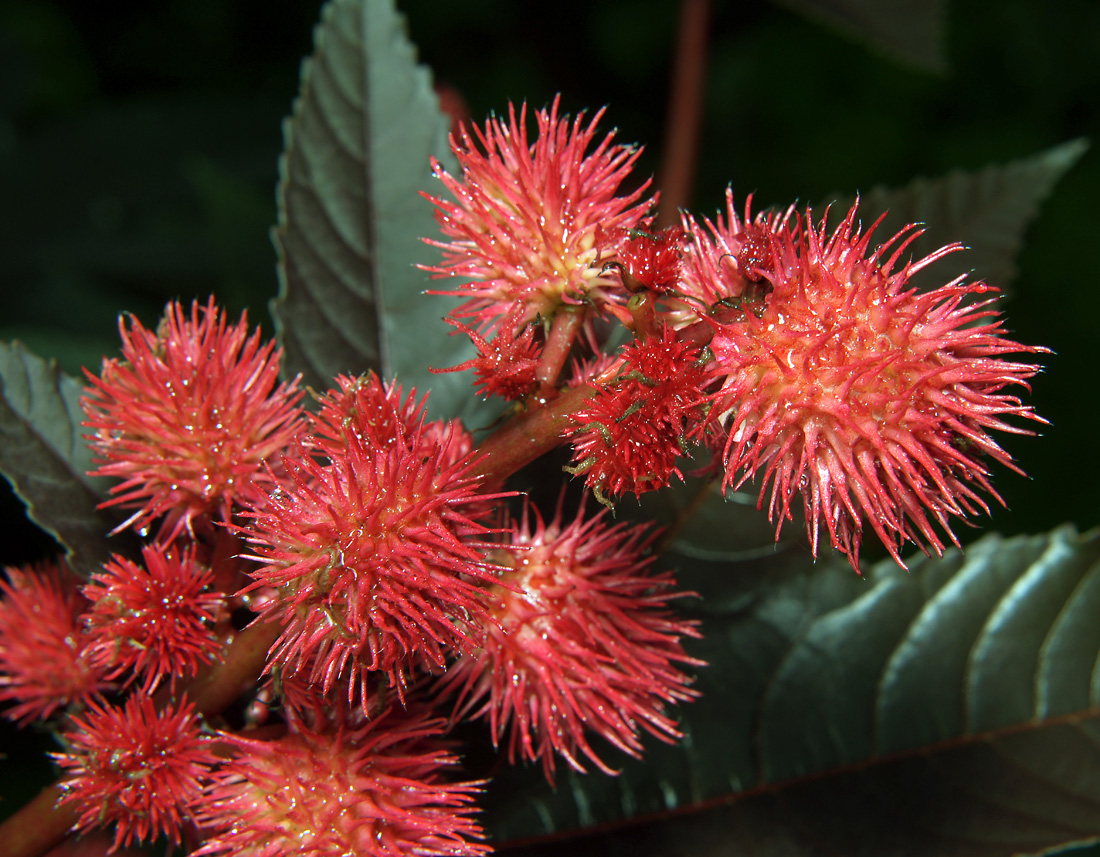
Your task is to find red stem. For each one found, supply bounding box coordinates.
[535,305,586,393]
[188,619,282,717]
[655,0,711,228]
[0,380,608,857]
[471,383,598,484]
[0,306,725,857]
[0,782,77,857]
[3,301,704,857]
[0,620,281,857]
[208,527,246,596]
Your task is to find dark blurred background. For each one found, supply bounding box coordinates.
[2,0,1096,552]
[1,0,1098,837]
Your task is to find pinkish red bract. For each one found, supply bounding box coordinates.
[83,543,224,693]
[0,561,108,725]
[196,705,489,857]
[703,200,1048,570]
[54,695,216,852]
[82,298,304,540]
[436,499,701,782]
[422,97,654,337]
[611,225,685,293]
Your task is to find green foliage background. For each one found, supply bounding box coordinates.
[1,0,1098,852]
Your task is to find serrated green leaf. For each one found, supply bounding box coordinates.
[486,525,1100,857]
[271,0,489,424]
[840,139,1088,293]
[0,342,124,575]
[773,0,949,73]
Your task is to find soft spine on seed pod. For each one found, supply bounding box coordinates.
[0,88,1056,857]
[239,372,514,709]
[434,498,702,782]
[195,705,490,857]
[0,560,109,726]
[693,198,1048,570]
[53,695,217,853]
[422,99,1049,574]
[81,297,305,541]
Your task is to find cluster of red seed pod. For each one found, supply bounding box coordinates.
[424,99,1047,573]
[0,96,1046,857]
[0,297,700,855]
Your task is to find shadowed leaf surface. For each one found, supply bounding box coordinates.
[498,720,1100,857]
[0,342,131,575]
[773,0,949,72]
[837,139,1088,293]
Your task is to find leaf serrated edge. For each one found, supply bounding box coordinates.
[0,340,124,574]
[270,0,384,390]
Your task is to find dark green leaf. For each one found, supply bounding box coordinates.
[634,475,805,566]
[772,0,949,73]
[486,525,1100,857]
[500,720,1100,857]
[842,139,1089,293]
[272,0,487,424]
[0,342,123,575]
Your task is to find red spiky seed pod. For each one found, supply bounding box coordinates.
[40,831,146,857]
[0,561,109,725]
[196,705,489,857]
[704,200,1048,571]
[82,298,305,540]
[422,96,654,337]
[436,499,702,782]
[241,373,509,706]
[569,326,714,503]
[54,695,217,852]
[678,189,795,309]
[83,543,224,693]
[432,315,542,402]
[611,225,685,293]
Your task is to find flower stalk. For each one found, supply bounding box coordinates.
[0,783,77,857]
[469,383,598,484]
[534,304,588,392]
[188,619,283,718]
